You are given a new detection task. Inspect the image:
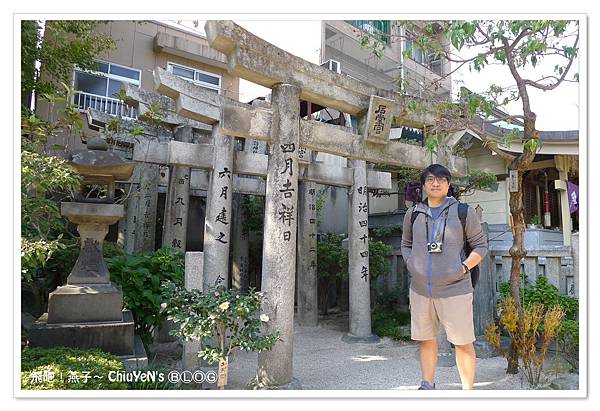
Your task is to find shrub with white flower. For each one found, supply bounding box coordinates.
[160,282,280,389]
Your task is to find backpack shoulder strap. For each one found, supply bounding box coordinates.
[410,204,418,226]
[458,202,468,242]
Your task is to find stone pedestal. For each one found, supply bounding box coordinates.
[29,201,145,365]
[29,310,136,356]
[47,283,123,323]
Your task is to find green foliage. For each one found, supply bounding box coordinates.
[20,83,91,284]
[499,275,578,321]
[368,239,393,284]
[21,149,81,282]
[372,309,411,341]
[161,284,280,366]
[317,233,348,280]
[21,150,81,235]
[106,248,185,348]
[498,274,579,371]
[242,195,265,234]
[524,137,544,154]
[452,168,498,199]
[21,20,115,102]
[21,237,67,282]
[529,214,541,226]
[372,288,411,340]
[103,113,145,147]
[393,20,579,127]
[139,102,164,131]
[21,346,127,390]
[316,234,392,286]
[485,296,565,388]
[556,319,579,372]
[372,225,402,238]
[424,133,443,156]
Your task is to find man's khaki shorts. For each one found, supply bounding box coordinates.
[409,288,476,346]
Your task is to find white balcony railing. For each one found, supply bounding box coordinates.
[74,92,138,119]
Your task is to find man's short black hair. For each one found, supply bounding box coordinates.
[420,164,452,185]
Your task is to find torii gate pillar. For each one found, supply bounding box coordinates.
[256,84,302,389]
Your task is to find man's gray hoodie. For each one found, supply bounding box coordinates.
[401,196,488,298]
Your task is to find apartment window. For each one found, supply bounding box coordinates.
[348,20,391,46]
[320,59,341,74]
[405,33,444,77]
[167,62,222,94]
[73,61,141,118]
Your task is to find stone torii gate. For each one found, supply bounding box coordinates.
[202,20,466,389]
[128,74,393,289]
[148,21,466,389]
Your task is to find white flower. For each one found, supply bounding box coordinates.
[219,301,230,311]
[160,303,168,309]
[260,314,269,322]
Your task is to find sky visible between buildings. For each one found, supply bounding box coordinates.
[168,19,580,132]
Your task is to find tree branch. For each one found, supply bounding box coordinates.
[523,33,579,91]
[468,123,517,162]
[481,115,526,124]
[508,27,532,51]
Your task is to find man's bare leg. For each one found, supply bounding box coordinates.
[455,343,476,390]
[419,338,438,385]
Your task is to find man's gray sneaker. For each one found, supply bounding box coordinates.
[418,380,436,390]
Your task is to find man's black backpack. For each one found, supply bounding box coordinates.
[410,202,480,288]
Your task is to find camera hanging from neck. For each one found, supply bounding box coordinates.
[425,207,450,246]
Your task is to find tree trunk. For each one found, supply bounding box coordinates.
[505,109,538,374]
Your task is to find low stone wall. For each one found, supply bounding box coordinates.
[490,246,576,298]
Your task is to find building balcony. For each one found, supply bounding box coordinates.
[73,92,138,120]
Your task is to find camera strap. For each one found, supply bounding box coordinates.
[425,208,450,244]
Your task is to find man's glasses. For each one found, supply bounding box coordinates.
[424,176,448,184]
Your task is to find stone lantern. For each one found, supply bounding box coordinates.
[29,137,146,369]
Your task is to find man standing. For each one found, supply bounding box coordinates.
[401,164,488,390]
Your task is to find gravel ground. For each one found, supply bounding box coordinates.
[153,311,576,391]
[222,312,540,391]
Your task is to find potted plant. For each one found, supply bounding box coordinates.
[529,215,541,229]
[160,282,280,389]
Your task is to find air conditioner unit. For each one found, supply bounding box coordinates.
[320,59,341,74]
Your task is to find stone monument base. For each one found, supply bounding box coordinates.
[47,283,124,323]
[120,335,149,371]
[29,310,135,356]
[341,333,381,344]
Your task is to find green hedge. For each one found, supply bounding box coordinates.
[21,346,127,390]
[106,247,185,348]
